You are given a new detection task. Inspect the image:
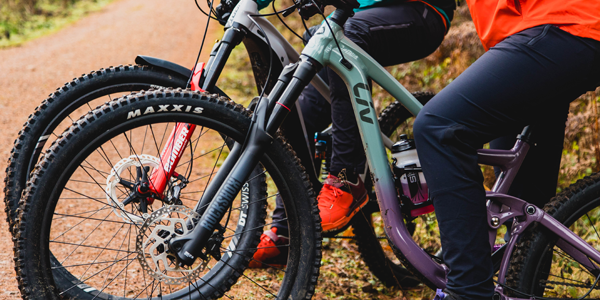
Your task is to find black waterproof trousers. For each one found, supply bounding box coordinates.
[327,0,447,176]
[413,25,600,300]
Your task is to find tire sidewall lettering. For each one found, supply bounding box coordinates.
[127,104,204,120]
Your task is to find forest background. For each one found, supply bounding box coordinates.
[1,0,599,299]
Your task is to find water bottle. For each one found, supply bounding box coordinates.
[392,134,433,217]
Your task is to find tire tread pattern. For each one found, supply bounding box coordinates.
[14,88,321,300]
[505,172,600,295]
[4,64,179,235]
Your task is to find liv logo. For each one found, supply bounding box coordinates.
[353,83,374,124]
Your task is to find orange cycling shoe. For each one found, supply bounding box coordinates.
[248,227,289,268]
[318,174,368,232]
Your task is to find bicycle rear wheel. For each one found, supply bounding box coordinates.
[507,172,600,298]
[15,89,321,299]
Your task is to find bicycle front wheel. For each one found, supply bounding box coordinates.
[4,65,191,234]
[507,172,600,298]
[15,89,321,299]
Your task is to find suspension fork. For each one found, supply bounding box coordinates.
[169,55,321,266]
[142,25,247,201]
[189,55,305,218]
[201,24,246,92]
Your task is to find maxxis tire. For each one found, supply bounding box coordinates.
[352,91,435,289]
[15,89,321,299]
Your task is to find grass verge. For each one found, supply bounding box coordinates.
[0,0,116,48]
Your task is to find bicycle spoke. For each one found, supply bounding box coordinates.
[53,257,137,270]
[50,240,137,254]
[35,112,306,298]
[79,222,130,283]
[53,212,131,224]
[222,219,288,239]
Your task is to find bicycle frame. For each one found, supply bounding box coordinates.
[140,2,600,295]
[174,8,600,295]
[296,13,600,295]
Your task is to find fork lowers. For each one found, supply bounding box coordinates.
[170,55,320,267]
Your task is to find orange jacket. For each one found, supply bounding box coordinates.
[467,0,600,50]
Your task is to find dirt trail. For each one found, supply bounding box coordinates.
[0,1,214,298]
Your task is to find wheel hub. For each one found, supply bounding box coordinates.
[105,154,160,224]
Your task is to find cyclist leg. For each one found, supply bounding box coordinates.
[329,1,447,179]
[490,105,568,208]
[320,1,448,231]
[413,25,600,300]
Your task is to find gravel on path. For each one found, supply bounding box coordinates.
[0,0,215,297]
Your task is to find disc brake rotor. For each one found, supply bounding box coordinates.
[105,154,160,224]
[136,205,207,285]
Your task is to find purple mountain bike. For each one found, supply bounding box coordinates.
[403,125,600,298]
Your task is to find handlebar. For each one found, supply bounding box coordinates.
[214,0,358,27]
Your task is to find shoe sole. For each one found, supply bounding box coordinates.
[322,195,369,232]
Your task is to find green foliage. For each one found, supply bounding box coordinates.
[559,93,600,190]
[0,0,115,47]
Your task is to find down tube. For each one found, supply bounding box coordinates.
[324,43,447,287]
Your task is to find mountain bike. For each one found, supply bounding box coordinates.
[4,0,435,291]
[14,0,600,298]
